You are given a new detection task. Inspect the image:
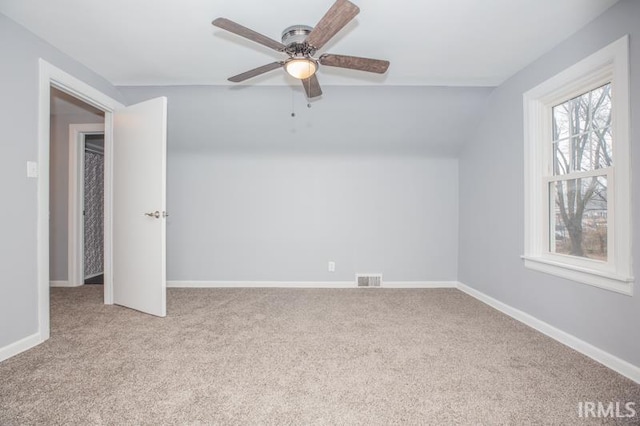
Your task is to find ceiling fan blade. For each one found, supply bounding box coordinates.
[302,74,322,98]
[306,0,360,51]
[212,18,286,52]
[320,54,390,74]
[228,62,284,82]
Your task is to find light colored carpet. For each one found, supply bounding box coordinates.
[0,287,638,425]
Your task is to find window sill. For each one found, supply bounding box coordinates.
[521,255,634,296]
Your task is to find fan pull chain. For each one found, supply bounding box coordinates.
[291,88,296,117]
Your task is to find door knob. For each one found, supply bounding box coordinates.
[145,211,161,219]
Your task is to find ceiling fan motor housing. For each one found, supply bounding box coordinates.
[212,0,388,99]
[282,25,315,56]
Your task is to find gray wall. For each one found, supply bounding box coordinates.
[0,13,123,348]
[458,0,640,367]
[167,153,457,282]
[49,90,104,281]
[120,86,492,282]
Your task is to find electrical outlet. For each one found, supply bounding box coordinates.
[328,261,336,272]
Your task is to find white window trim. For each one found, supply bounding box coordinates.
[522,35,633,296]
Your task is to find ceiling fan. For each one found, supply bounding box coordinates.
[212,0,390,99]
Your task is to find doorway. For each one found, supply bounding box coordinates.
[38,60,123,341]
[67,124,106,288]
[83,134,105,285]
[38,59,168,345]
[49,88,105,291]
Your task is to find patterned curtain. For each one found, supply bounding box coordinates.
[84,150,104,278]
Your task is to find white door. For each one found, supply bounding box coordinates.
[113,97,167,317]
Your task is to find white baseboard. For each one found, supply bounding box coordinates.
[384,281,458,288]
[167,280,458,289]
[168,281,355,288]
[0,332,42,363]
[50,280,85,287]
[457,282,640,384]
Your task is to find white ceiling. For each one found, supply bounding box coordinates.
[0,0,618,87]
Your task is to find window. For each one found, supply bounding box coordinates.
[550,83,611,261]
[523,35,633,295]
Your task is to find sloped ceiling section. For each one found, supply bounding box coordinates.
[119,85,493,156]
[0,0,618,86]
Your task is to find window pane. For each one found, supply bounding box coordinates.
[552,83,613,175]
[552,104,570,140]
[580,129,613,172]
[550,176,607,260]
[591,84,612,129]
[572,135,591,173]
[553,138,571,175]
[554,136,596,175]
[571,92,591,135]
[552,84,611,139]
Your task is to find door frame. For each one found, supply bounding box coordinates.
[38,59,124,341]
[68,124,105,287]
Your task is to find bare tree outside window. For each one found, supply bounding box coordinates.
[551,83,611,260]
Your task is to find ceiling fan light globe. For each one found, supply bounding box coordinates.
[285,59,317,80]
